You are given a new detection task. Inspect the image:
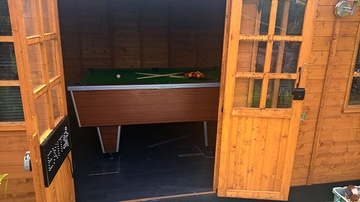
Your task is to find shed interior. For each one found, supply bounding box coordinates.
[58,0,226,200]
[59,0,226,82]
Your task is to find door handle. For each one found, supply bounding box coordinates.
[24,151,31,172]
[293,66,306,100]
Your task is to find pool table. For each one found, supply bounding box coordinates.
[67,67,220,153]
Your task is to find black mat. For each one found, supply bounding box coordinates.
[70,120,360,202]
[71,122,215,202]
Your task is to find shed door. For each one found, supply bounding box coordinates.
[216,0,316,200]
[8,0,75,201]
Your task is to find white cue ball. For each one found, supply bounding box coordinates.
[116,74,121,78]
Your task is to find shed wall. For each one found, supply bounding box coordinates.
[59,0,226,85]
[291,1,360,185]
[0,128,35,201]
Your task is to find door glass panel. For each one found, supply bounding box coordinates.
[256,42,268,73]
[237,40,258,72]
[42,0,54,33]
[257,0,272,35]
[0,0,12,36]
[241,0,305,36]
[233,78,251,107]
[28,43,44,89]
[241,0,265,35]
[22,0,39,36]
[35,93,49,135]
[267,79,295,108]
[251,79,264,108]
[255,41,300,74]
[51,85,61,121]
[234,78,295,108]
[272,41,300,73]
[45,40,58,79]
[0,86,24,121]
[276,0,305,36]
[0,43,17,80]
[234,78,268,108]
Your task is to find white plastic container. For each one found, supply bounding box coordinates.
[333,186,360,202]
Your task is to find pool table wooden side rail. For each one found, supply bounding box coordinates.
[72,88,219,126]
[70,87,220,153]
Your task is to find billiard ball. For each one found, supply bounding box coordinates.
[116,74,121,78]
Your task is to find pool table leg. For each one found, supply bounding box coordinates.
[201,120,217,147]
[96,126,121,153]
[203,121,209,147]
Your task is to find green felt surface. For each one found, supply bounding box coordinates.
[79,68,220,85]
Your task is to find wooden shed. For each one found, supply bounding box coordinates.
[0,0,359,201]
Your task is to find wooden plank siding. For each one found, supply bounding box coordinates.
[58,0,226,79]
[0,129,35,201]
[291,1,360,185]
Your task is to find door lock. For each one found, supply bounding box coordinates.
[24,151,31,172]
[293,67,306,100]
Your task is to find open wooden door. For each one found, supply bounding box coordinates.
[8,0,75,201]
[215,0,317,200]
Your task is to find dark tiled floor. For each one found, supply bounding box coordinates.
[70,121,359,202]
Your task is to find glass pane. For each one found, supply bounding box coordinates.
[0,0,12,36]
[233,78,295,108]
[234,78,255,108]
[268,79,295,108]
[240,0,266,35]
[254,42,300,74]
[23,0,39,36]
[237,40,258,72]
[0,86,24,121]
[251,79,295,108]
[28,43,44,89]
[349,77,360,105]
[233,78,270,108]
[35,94,49,135]
[45,40,58,78]
[42,0,54,33]
[51,85,61,121]
[251,79,263,108]
[241,0,305,36]
[275,0,305,36]
[272,41,300,73]
[255,42,267,73]
[0,43,18,80]
[258,0,271,35]
[239,79,295,108]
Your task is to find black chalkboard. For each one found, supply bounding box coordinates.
[40,116,72,187]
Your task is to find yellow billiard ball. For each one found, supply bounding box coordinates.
[116,74,121,78]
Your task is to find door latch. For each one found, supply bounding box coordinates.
[24,151,31,172]
[293,67,306,100]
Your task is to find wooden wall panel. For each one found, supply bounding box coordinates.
[292,0,360,186]
[0,130,35,201]
[59,0,226,81]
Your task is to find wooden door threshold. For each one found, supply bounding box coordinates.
[120,191,215,202]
